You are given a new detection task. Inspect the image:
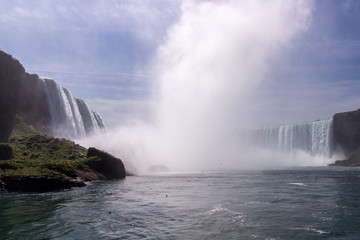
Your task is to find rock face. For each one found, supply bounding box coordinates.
[0,144,13,160]
[0,50,106,141]
[87,147,126,179]
[332,109,360,156]
[0,51,25,142]
[19,73,53,135]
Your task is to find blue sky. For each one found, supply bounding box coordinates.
[1,0,360,128]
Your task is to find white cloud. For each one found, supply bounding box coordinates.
[153,0,314,130]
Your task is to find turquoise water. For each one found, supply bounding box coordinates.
[1,167,360,239]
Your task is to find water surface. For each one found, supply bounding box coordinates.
[1,167,360,239]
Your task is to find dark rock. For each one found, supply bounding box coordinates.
[328,158,360,167]
[0,175,85,192]
[0,51,25,142]
[0,180,5,191]
[0,144,13,160]
[333,109,360,155]
[86,147,126,179]
[329,148,360,167]
[18,73,53,135]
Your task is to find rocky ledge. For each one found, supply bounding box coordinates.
[0,117,126,192]
[329,148,360,167]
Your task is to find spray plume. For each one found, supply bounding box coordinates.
[79,0,316,172]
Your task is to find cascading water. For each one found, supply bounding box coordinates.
[249,119,333,158]
[39,77,105,139]
[75,98,106,134]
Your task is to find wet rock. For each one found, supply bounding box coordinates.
[0,175,85,192]
[329,148,360,167]
[86,147,126,179]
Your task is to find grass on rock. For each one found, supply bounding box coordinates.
[0,116,94,178]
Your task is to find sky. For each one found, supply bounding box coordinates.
[1,0,360,128]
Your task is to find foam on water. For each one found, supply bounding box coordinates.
[288,182,307,186]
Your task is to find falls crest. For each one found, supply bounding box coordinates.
[249,119,333,157]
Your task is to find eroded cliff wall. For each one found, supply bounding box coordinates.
[332,109,360,155]
[0,50,105,140]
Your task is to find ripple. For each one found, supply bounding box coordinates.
[1,168,360,239]
[206,204,247,223]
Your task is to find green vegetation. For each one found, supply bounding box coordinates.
[0,116,125,192]
[0,116,92,178]
[329,148,360,166]
[338,148,360,166]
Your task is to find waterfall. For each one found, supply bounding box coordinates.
[249,119,333,157]
[75,98,106,134]
[39,77,105,138]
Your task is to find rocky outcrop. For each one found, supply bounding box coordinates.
[0,176,85,192]
[86,147,126,179]
[329,148,360,167]
[0,117,126,193]
[332,109,360,156]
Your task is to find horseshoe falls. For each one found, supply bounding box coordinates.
[249,119,333,158]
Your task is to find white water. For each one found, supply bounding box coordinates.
[39,77,105,139]
[249,119,333,158]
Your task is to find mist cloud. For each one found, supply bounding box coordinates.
[79,0,317,172]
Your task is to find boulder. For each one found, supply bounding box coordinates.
[0,144,13,160]
[86,147,126,179]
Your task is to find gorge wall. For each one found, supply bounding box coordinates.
[0,50,105,141]
[332,109,360,156]
[0,51,25,142]
[2,50,360,158]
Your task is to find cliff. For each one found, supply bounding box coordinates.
[0,117,125,192]
[0,51,25,142]
[332,109,360,156]
[0,50,105,141]
[0,50,125,192]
